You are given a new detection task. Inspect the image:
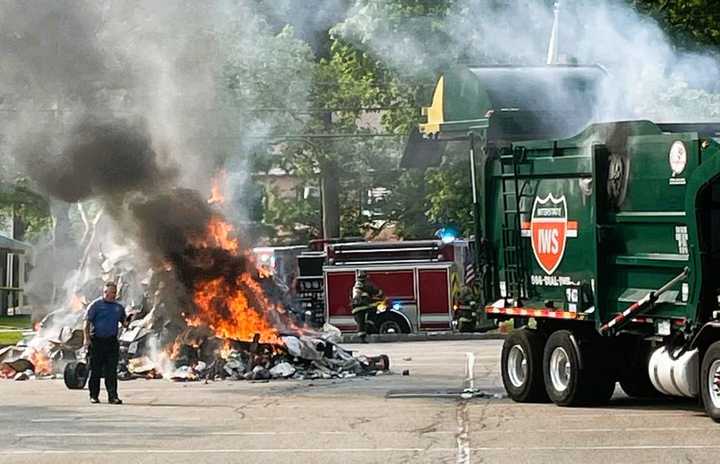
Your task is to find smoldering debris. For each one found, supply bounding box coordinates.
[116,326,389,383]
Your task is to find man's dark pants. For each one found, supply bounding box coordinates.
[88,336,119,400]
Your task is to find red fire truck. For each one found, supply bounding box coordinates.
[321,240,470,333]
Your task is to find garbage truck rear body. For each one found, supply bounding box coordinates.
[406,64,720,420]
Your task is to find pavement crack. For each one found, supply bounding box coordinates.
[348,416,371,429]
[455,399,471,464]
[412,422,439,435]
[232,407,246,419]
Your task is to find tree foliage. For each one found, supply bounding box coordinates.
[632,0,720,50]
[0,178,52,241]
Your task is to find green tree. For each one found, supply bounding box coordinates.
[425,154,474,237]
[0,178,52,242]
[632,0,720,50]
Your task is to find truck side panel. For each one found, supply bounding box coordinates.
[418,268,452,330]
[324,271,356,330]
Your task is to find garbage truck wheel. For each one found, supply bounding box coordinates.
[543,331,614,406]
[701,341,720,422]
[501,328,548,402]
[64,361,89,390]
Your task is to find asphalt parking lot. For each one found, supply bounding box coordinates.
[2,339,720,464]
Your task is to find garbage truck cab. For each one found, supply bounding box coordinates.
[405,64,720,421]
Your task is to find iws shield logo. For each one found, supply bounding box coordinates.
[526,194,574,275]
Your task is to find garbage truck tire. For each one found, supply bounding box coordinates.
[501,328,548,403]
[543,330,615,406]
[701,341,720,422]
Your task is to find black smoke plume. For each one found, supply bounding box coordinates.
[23,118,168,203]
[22,115,259,321]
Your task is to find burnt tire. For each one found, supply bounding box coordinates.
[501,328,548,402]
[543,330,615,406]
[700,341,720,422]
[63,361,89,390]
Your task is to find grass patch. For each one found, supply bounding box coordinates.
[0,331,23,346]
[0,316,31,346]
[0,315,31,330]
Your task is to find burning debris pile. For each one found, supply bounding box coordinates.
[117,330,388,383]
[0,119,390,384]
[1,242,390,384]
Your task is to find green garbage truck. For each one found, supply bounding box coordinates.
[404,64,720,421]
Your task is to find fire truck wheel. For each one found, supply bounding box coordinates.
[543,331,614,406]
[501,328,548,402]
[377,314,411,334]
[700,341,720,422]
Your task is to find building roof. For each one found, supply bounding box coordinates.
[0,234,31,252]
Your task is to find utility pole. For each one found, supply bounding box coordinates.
[546,1,561,65]
[320,112,340,240]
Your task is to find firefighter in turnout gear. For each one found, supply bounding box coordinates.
[351,271,384,342]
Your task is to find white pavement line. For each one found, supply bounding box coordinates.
[388,355,498,361]
[494,445,720,451]
[455,401,471,464]
[26,428,719,438]
[5,448,445,455]
[560,427,720,433]
[9,445,720,455]
[16,431,459,438]
[31,418,159,423]
[557,412,690,419]
[455,352,474,464]
[35,415,448,423]
[16,431,350,438]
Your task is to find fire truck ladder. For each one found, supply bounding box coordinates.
[499,146,531,305]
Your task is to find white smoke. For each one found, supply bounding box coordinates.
[337,0,720,122]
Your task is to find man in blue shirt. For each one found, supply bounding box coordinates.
[83,281,127,404]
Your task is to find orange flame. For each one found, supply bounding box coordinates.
[258,266,272,279]
[184,215,283,345]
[29,350,52,375]
[192,216,240,255]
[219,339,234,359]
[167,339,182,359]
[208,170,225,205]
[192,275,280,344]
[208,217,239,254]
